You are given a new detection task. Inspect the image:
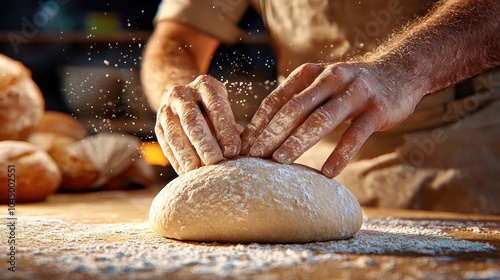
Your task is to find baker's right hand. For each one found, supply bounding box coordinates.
[155,75,242,174]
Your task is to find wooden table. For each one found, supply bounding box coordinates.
[3,187,499,279]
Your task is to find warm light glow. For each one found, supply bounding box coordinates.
[139,141,169,166]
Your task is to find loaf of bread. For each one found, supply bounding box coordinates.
[0,54,44,141]
[27,132,99,192]
[49,143,99,192]
[28,131,156,192]
[27,132,75,152]
[36,111,88,140]
[0,141,61,203]
[77,132,143,188]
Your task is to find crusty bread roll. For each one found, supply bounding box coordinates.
[0,141,61,203]
[77,132,143,188]
[26,132,99,191]
[0,54,44,141]
[27,132,75,152]
[49,143,99,192]
[36,111,88,140]
[28,131,155,192]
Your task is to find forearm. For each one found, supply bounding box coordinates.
[366,0,499,98]
[141,32,200,111]
[141,20,220,111]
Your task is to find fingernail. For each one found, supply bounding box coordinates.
[322,163,335,177]
[273,150,290,163]
[249,144,263,157]
[222,144,237,158]
[183,163,192,173]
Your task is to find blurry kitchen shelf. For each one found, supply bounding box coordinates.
[0,30,150,44]
[0,30,269,45]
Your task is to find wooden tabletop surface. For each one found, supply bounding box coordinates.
[3,186,500,279]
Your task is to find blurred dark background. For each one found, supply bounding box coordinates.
[0,1,276,139]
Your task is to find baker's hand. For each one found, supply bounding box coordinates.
[155,75,242,174]
[240,62,423,178]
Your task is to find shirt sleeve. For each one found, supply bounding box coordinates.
[154,0,250,44]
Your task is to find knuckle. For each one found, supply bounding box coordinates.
[285,98,305,118]
[167,85,185,95]
[261,92,281,108]
[324,63,350,80]
[367,97,392,119]
[194,75,228,98]
[193,74,219,86]
[300,62,317,71]
[201,91,226,110]
[165,85,187,101]
[157,122,181,146]
[154,121,163,135]
[314,107,335,126]
[301,62,323,72]
[194,74,211,82]
[294,62,322,76]
[164,125,179,141]
[156,104,168,116]
[342,129,364,146]
[182,107,201,123]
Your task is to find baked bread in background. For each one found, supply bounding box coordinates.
[28,131,156,192]
[27,132,75,152]
[36,111,89,140]
[0,54,44,141]
[28,112,99,192]
[27,132,99,191]
[0,55,157,201]
[49,142,100,192]
[0,141,61,203]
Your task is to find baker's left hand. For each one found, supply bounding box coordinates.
[240,61,425,178]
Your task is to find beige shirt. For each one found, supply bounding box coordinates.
[154,0,496,141]
[155,0,433,79]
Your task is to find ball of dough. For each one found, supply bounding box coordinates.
[149,157,363,243]
[0,141,61,203]
[0,54,44,141]
[36,111,88,140]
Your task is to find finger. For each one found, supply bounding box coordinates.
[272,90,355,164]
[194,76,241,159]
[157,105,201,173]
[240,63,324,155]
[250,65,354,158]
[171,88,225,166]
[154,121,181,174]
[321,110,380,178]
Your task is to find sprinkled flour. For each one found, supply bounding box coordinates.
[7,216,497,279]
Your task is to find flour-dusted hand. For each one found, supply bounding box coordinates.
[240,62,423,178]
[241,0,499,178]
[155,75,242,174]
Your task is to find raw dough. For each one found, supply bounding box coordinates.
[149,157,363,243]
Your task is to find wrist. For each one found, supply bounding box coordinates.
[352,58,430,106]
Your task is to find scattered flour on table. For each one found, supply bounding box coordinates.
[6,215,497,279]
